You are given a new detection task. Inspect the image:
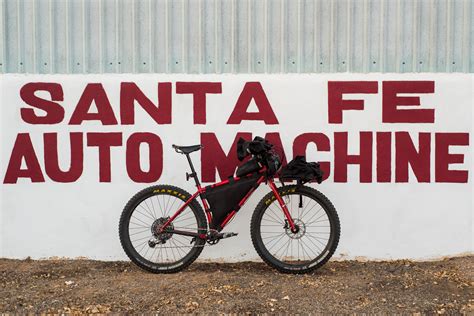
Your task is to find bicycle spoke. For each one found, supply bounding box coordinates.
[126,191,203,267]
[303,234,323,253]
[306,234,330,245]
[262,232,285,240]
[259,190,334,267]
[301,202,321,220]
[166,197,179,218]
[306,216,329,226]
[130,216,151,228]
[155,195,164,217]
[261,217,283,225]
[149,196,158,219]
[129,222,149,229]
[266,205,285,224]
[275,238,291,260]
[266,233,287,252]
[302,206,324,224]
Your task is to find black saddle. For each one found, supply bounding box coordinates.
[172,144,202,154]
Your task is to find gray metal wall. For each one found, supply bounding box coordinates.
[1,0,473,74]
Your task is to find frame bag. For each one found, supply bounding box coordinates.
[204,174,260,230]
[279,156,324,184]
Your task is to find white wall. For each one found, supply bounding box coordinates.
[0,73,472,261]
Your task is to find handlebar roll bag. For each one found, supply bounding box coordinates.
[235,158,261,177]
[279,156,324,184]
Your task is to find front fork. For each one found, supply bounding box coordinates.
[267,179,297,232]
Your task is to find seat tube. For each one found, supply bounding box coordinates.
[186,154,201,188]
[268,179,296,231]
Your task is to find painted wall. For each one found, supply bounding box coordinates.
[0,73,472,260]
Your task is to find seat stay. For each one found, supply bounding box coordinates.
[159,191,201,232]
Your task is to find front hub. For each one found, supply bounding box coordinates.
[284,218,306,239]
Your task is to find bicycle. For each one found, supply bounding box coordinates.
[119,137,340,273]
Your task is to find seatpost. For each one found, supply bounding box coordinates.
[185,154,201,188]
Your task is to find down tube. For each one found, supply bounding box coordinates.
[220,176,266,229]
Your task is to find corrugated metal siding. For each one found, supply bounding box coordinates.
[0,0,472,74]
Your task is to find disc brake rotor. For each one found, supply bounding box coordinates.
[285,218,306,239]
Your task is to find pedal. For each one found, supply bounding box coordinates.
[218,232,238,239]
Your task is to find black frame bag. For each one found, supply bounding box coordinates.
[204,174,260,230]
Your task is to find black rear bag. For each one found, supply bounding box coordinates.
[279,156,324,184]
[204,174,260,230]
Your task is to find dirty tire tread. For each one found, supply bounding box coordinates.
[119,185,207,274]
[250,185,340,274]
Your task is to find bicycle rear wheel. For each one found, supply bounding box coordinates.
[119,185,207,273]
[251,185,340,273]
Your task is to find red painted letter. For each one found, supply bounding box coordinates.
[120,82,172,124]
[435,133,469,183]
[69,83,118,125]
[328,81,378,124]
[44,132,84,182]
[176,82,222,124]
[201,132,252,182]
[3,133,45,183]
[334,132,373,183]
[395,132,431,182]
[293,133,331,181]
[227,82,279,124]
[87,132,122,182]
[383,81,435,123]
[376,132,392,182]
[20,82,64,124]
[126,133,163,183]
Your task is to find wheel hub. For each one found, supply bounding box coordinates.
[285,218,306,239]
[151,217,174,242]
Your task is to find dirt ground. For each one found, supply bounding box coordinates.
[0,256,472,314]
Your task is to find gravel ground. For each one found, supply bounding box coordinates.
[0,256,472,314]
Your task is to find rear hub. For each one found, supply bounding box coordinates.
[151,217,174,242]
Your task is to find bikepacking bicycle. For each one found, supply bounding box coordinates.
[119,137,340,274]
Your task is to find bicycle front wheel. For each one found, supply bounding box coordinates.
[119,185,207,273]
[250,185,340,273]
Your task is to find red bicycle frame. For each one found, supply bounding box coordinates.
[159,151,296,239]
